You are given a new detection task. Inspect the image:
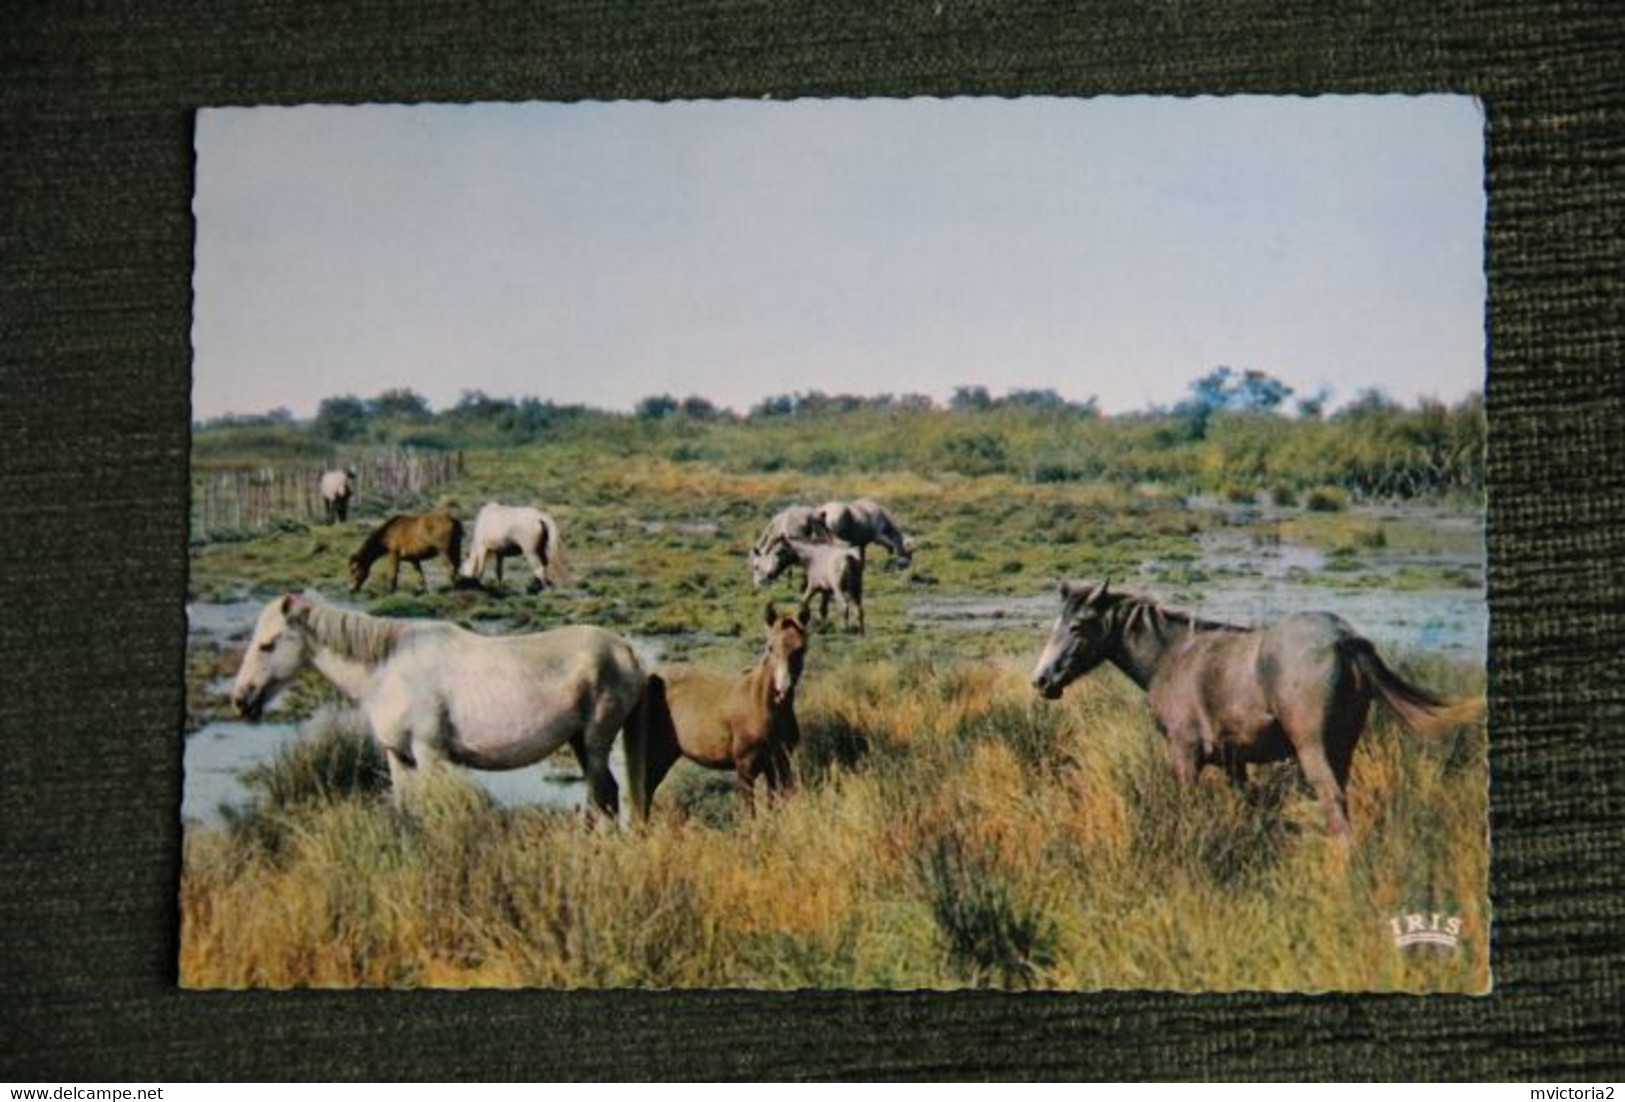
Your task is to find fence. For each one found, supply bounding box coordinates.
[191,450,466,540]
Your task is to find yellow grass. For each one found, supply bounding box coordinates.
[180,650,1489,993]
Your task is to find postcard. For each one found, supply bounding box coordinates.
[182,96,1487,991]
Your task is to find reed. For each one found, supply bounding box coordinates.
[181,650,1488,992]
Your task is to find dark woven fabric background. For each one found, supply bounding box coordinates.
[2,0,1621,1081]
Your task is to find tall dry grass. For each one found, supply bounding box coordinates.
[180,652,1488,992]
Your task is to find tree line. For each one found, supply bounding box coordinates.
[194,368,1485,501]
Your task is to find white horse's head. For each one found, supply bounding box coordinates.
[749,539,790,588]
[231,594,314,720]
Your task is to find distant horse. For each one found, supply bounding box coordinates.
[320,468,355,524]
[230,594,656,816]
[752,505,829,558]
[1030,580,1482,837]
[459,503,569,593]
[817,498,914,568]
[626,603,810,819]
[348,511,463,594]
[751,535,865,634]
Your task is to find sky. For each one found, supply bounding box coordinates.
[192,96,1485,420]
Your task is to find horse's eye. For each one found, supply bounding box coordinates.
[258,640,275,652]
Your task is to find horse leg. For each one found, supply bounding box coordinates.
[566,733,611,824]
[1223,751,1249,791]
[571,713,623,824]
[1293,741,1353,838]
[765,743,795,801]
[384,747,415,808]
[734,753,762,815]
[522,543,549,593]
[1166,727,1201,788]
[412,559,428,593]
[388,551,402,593]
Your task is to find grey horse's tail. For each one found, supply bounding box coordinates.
[1350,641,1482,736]
[624,672,678,824]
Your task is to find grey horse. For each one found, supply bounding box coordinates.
[1030,580,1481,837]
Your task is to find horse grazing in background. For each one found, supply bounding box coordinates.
[230,594,656,817]
[459,503,570,593]
[626,603,809,819]
[1030,580,1483,838]
[752,505,829,559]
[751,535,865,634]
[320,467,355,524]
[817,498,914,568]
[348,511,463,594]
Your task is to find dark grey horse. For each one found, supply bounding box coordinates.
[816,498,914,568]
[1030,580,1481,837]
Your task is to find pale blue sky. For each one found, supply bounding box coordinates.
[192,96,1485,419]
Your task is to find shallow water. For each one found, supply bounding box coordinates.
[182,599,655,828]
[910,504,1486,659]
[182,716,628,828]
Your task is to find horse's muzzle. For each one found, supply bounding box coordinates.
[234,689,265,721]
[1033,677,1064,702]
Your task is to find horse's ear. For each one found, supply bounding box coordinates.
[764,601,779,627]
[1088,579,1112,606]
[1060,579,1080,601]
[796,600,812,628]
[282,593,311,624]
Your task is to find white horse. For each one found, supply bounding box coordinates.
[319,467,355,524]
[458,503,569,593]
[230,594,653,816]
[816,498,914,568]
[752,505,829,556]
[750,536,865,634]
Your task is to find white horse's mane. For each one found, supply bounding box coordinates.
[304,605,414,666]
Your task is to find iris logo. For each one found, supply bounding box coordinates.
[1389,910,1464,949]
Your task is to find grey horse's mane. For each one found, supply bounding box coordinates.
[304,604,415,666]
[1110,588,1243,637]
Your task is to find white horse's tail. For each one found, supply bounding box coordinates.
[541,513,574,585]
[624,672,678,824]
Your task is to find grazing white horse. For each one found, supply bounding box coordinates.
[230,594,652,816]
[752,505,829,556]
[750,536,865,634]
[459,503,569,593]
[319,468,355,524]
[816,498,914,567]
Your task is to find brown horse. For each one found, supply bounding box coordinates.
[349,511,464,594]
[1030,580,1482,837]
[626,603,810,820]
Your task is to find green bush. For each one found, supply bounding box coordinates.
[920,832,1056,988]
[1305,485,1349,512]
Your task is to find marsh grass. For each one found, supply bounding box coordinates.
[181,649,1488,992]
[183,417,1487,991]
